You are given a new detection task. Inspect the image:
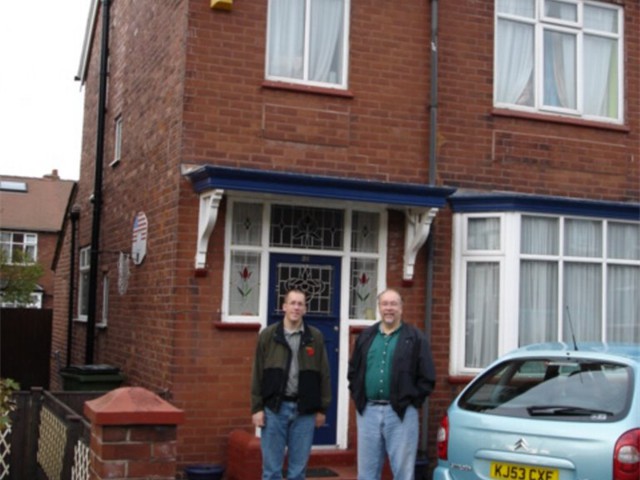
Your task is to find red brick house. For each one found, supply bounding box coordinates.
[1,171,75,309]
[51,0,639,476]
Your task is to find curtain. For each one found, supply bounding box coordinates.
[496,19,534,106]
[544,30,576,109]
[607,266,640,342]
[309,0,343,84]
[520,217,559,345]
[465,262,500,368]
[520,261,558,345]
[564,263,602,341]
[267,0,305,79]
[584,35,617,118]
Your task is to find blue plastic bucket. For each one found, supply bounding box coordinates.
[184,464,225,480]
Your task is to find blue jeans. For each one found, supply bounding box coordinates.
[356,402,419,480]
[261,402,315,480]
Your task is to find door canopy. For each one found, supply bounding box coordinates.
[182,164,455,281]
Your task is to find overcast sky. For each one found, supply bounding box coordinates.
[0,2,91,181]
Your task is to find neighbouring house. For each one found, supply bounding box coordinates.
[0,171,75,309]
[51,0,639,475]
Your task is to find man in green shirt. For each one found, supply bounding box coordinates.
[348,288,436,480]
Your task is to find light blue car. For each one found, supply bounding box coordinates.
[433,342,640,480]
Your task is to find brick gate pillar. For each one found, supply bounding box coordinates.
[84,387,185,480]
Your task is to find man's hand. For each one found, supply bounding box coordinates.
[315,412,326,427]
[252,410,265,428]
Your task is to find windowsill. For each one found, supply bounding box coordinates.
[109,158,121,168]
[262,80,354,98]
[492,108,629,132]
[447,375,477,385]
[213,321,261,331]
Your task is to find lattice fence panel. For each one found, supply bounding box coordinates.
[37,406,66,480]
[0,426,10,480]
[71,439,90,480]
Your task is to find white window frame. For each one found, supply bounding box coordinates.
[265,0,350,90]
[77,246,91,321]
[0,231,38,263]
[494,0,624,124]
[98,273,109,327]
[1,292,42,309]
[451,212,640,376]
[110,115,123,167]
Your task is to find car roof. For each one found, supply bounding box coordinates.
[505,342,640,363]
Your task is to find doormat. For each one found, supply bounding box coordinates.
[283,467,339,478]
[307,468,339,477]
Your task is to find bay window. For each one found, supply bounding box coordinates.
[453,212,639,374]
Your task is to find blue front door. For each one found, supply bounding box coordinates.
[268,253,340,446]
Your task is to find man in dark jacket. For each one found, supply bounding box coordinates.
[348,288,436,480]
[251,289,332,480]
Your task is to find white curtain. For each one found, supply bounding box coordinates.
[544,30,576,109]
[607,222,640,342]
[564,263,601,341]
[520,261,558,345]
[519,217,559,345]
[607,266,640,342]
[496,19,534,106]
[309,0,343,84]
[465,262,500,368]
[267,0,305,79]
[584,35,617,118]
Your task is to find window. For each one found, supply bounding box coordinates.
[1,291,42,309]
[495,0,623,123]
[99,273,109,327]
[0,180,27,192]
[78,247,90,320]
[111,115,123,167]
[452,213,640,374]
[0,231,37,263]
[266,0,349,89]
[225,200,383,321]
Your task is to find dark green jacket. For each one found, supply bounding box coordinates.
[251,321,331,415]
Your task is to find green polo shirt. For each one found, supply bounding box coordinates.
[365,324,402,401]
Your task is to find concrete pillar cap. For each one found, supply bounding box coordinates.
[84,386,185,426]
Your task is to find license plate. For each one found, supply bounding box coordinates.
[490,461,558,480]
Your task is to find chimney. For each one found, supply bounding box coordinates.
[44,169,60,180]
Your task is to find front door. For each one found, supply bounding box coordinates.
[268,253,340,445]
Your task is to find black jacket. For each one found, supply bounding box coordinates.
[251,321,331,415]
[348,321,436,419]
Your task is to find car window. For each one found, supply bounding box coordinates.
[458,357,633,422]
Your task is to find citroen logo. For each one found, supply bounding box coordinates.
[513,438,530,452]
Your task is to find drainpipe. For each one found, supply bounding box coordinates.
[85,0,111,364]
[67,205,80,367]
[421,0,439,459]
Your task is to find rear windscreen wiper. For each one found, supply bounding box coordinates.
[527,405,613,416]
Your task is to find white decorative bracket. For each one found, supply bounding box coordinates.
[403,208,438,281]
[196,189,224,270]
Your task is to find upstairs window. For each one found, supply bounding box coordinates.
[266,0,349,89]
[0,231,38,263]
[495,0,623,123]
[110,115,123,167]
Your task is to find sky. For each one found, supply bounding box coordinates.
[0,2,92,181]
